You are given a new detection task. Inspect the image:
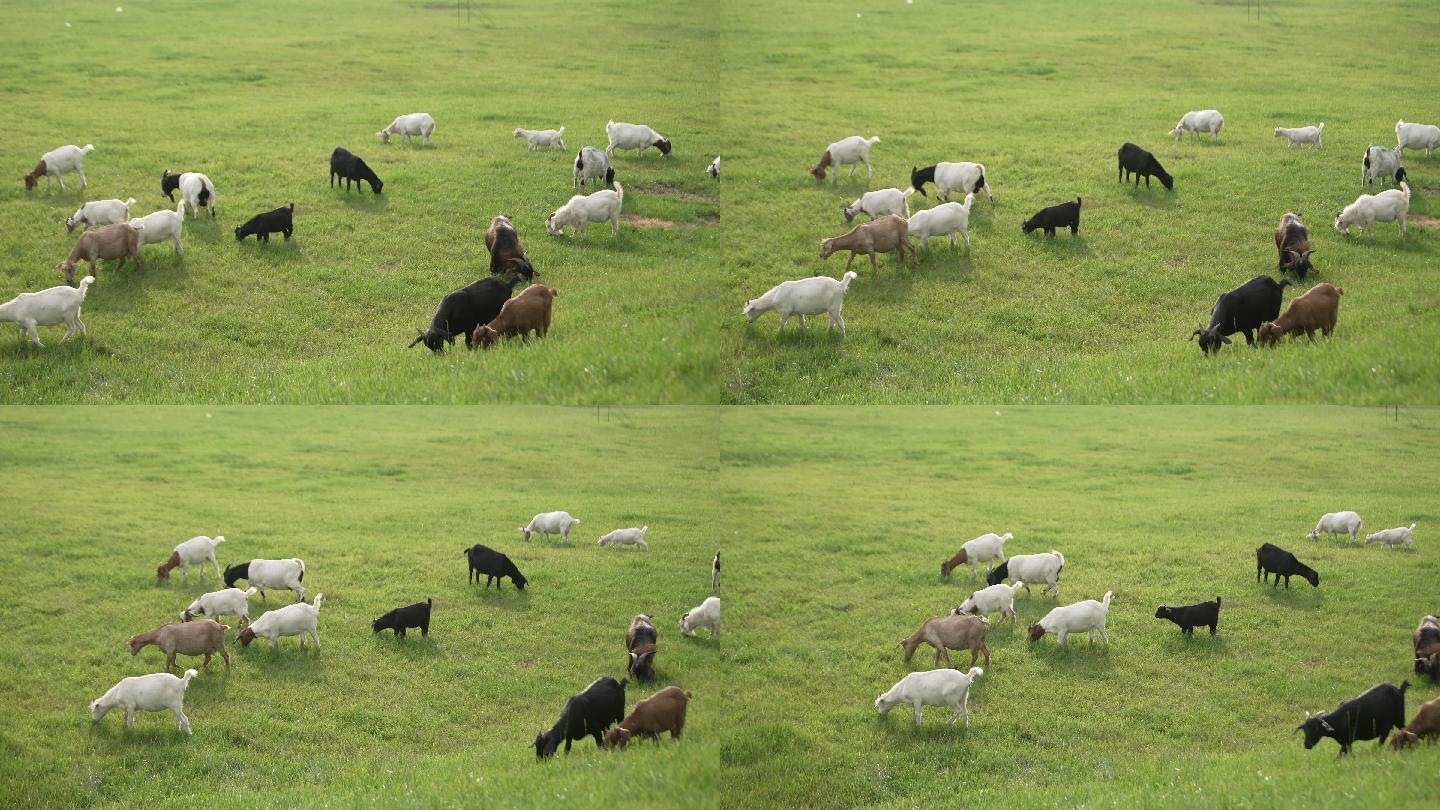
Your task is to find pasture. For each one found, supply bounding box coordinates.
[0,408,721,807]
[0,0,719,404]
[718,406,1440,807]
[722,0,1440,404]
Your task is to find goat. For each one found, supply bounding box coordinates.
[25,144,92,191]
[409,275,519,353]
[372,598,431,637]
[90,669,198,735]
[1390,697,1440,749]
[1365,523,1416,549]
[986,550,1065,598]
[485,215,535,280]
[626,613,658,679]
[1171,109,1224,142]
[377,113,435,146]
[1191,275,1290,354]
[1297,681,1409,755]
[907,194,973,252]
[1022,197,1081,238]
[1118,143,1174,190]
[56,222,143,284]
[471,283,556,349]
[1256,543,1319,588]
[156,535,224,582]
[1396,120,1440,157]
[711,551,720,593]
[742,271,856,335]
[129,209,184,256]
[129,620,230,671]
[820,215,914,273]
[599,526,650,551]
[1,276,94,347]
[546,183,623,238]
[680,596,719,643]
[1414,615,1440,658]
[1027,592,1112,646]
[223,558,307,602]
[876,667,983,728]
[605,121,672,158]
[237,594,323,649]
[1257,283,1343,346]
[605,686,692,747]
[514,126,565,150]
[464,544,528,590]
[169,172,216,219]
[899,613,991,668]
[66,198,135,233]
[909,162,993,204]
[1274,213,1313,278]
[235,203,294,243]
[330,147,383,194]
[182,587,256,627]
[572,146,615,189]
[1154,597,1221,636]
[954,582,1026,625]
[1274,124,1323,149]
[940,532,1012,579]
[518,511,579,543]
[843,188,912,222]
[1335,183,1409,237]
[707,155,720,179]
[534,676,628,757]
[811,136,880,183]
[1362,146,1407,191]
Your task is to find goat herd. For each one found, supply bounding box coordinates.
[4,115,715,353]
[741,113,1438,350]
[89,517,722,761]
[879,511,1439,756]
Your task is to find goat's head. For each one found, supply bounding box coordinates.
[1190,327,1231,355]
[1257,322,1284,346]
[1284,250,1314,277]
[1333,211,1350,234]
[545,213,563,236]
[1296,712,1333,749]
[985,561,1009,587]
[604,727,633,748]
[654,138,672,156]
[377,129,392,144]
[237,627,257,646]
[842,205,859,223]
[160,170,180,201]
[156,552,180,580]
[810,150,831,181]
[742,299,761,323]
[819,239,836,260]
[473,325,501,350]
[1153,606,1172,621]
[533,730,560,759]
[223,562,247,589]
[941,550,967,577]
[56,260,78,285]
[126,633,146,655]
[1391,729,1420,750]
[408,327,450,353]
[24,162,45,190]
[1026,623,1047,642]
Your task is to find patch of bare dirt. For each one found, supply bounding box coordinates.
[631,182,715,203]
[622,214,677,229]
[1407,214,1440,228]
[1303,658,1324,669]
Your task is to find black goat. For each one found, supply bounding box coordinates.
[1297,681,1409,755]
[1256,543,1319,589]
[372,598,431,637]
[1022,197,1081,238]
[1117,143,1174,190]
[464,544,528,590]
[410,275,520,352]
[330,147,383,193]
[235,203,295,242]
[1191,275,1290,354]
[1154,597,1221,635]
[533,676,628,758]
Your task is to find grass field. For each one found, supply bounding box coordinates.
[718,406,1440,808]
[0,0,719,404]
[722,0,1440,404]
[0,408,722,807]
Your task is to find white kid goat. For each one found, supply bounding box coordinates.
[743,271,856,336]
[0,276,94,347]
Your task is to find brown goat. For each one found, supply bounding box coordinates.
[1257,283,1342,345]
[128,620,230,671]
[56,222,142,284]
[604,686,692,748]
[1414,615,1440,657]
[1274,213,1314,278]
[899,614,990,669]
[1391,697,1440,749]
[820,215,914,273]
[485,215,535,280]
[472,284,556,349]
[626,613,658,680]
[809,150,833,181]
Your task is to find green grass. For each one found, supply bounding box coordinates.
[717,406,1440,808]
[0,407,722,807]
[721,0,1440,404]
[0,0,720,403]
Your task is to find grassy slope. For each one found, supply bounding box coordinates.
[718,406,1440,808]
[721,0,1440,404]
[0,0,720,404]
[0,408,721,808]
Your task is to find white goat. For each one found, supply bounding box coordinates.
[175,172,216,219]
[182,587,257,626]
[605,121,671,158]
[843,187,912,222]
[90,669,198,735]
[907,194,974,252]
[377,113,435,145]
[519,511,580,543]
[942,530,1012,578]
[1362,146,1407,191]
[238,594,323,649]
[1396,120,1440,157]
[158,535,225,582]
[1335,183,1409,237]
[1274,123,1323,149]
[1364,523,1415,549]
[812,136,880,183]
[954,581,1026,624]
[680,596,719,642]
[26,144,93,191]
[911,162,993,205]
[66,198,136,233]
[514,126,565,150]
[598,526,649,550]
[230,558,306,602]
[993,550,1065,598]
[1308,511,1364,542]
[1170,109,1224,142]
[572,146,613,189]
[546,183,623,238]
[1028,591,1112,646]
[0,276,94,347]
[707,155,720,179]
[875,667,983,728]
[743,271,856,335]
[129,209,184,256]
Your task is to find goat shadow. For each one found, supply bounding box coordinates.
[341,192,389,212]
[86,721,197,748]
[1021,233,1092,255]
[1155,629,1231,656]
[1122,186,1178,209]
[238,238,304,263]
[178,214,225,242]
[679,632,719,649]
[372,632,441,658]
[468,585,531,611]
[1256,580,1325,609]
[1026,640,1116,676]
[235,642,325,671]
[874,711,976,741]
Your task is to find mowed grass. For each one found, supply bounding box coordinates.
[721,0,1440,404]
[718,406,1440,808]
[0,0,720,403]
[0,408,722,808]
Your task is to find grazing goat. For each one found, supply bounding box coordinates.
[876,667,983,728]
[907,194,973,252]
[156,535,225,582]
[182,587,256,627]
[1027,592,1112,646]
[1,277,94,347]
[909,162,993,205]
[1419,652,1440,683]
[940,532,1012,579]
[899,613,991,668]
[377,113,435,146]
[1117,143,1174,190]
[546,183,623,238]
[471,283,556,349]
[534,676,628,757]
[707,155,720,179]
[464,544,528,590]
[1171,109,1224,142]
[224,558,307,602]
[130,620,230,670]
[1257,283,1343,346]
[711,551,720,593]
[1362,146,1407,191]
[1191,275,1290,354]
[372,598,431,637]
[1274,124,1323,149]
[680,596,719,643]
[573,146,615,189]
[742,271,856,336]
[1391,697,1440,749]
[986,550,1065,598]
[1365,523,1416,549]
[1297,681,1409,755]
[57,222,143,284]
[237,594,323,649]
[485,215,535,280]
[129,209,184,256]
[519,511,579,543]
[606,121,672,158]
[605,686,692,747]
[1396,120,1440,157]
[1414,615,1440,658]
[514,126,565,150]
[90,669,198,736]
[1274,213,1313,278]
[820,215,914,272]
[1154,597,1221,636]
[626,613,658,679]
[954,582,1026,625]
[811,136,880,183]
[66,198,135,233]
[25,144,92,191]
[330,147,383,194]
[167,172,216,219]
[599,526,650,551]
[1335,182,1409,237]
[1256,543,1319,589]
[235,203,294,243]
[1022,197,1081,238]
[409,275,519,353]
[843,188,912,222]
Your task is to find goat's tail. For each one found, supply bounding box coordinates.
[1277,278,1293,290]
[558,126,565,134]
[1335,286,1345,297]
[1050,550,1065,566]
[77,276,96,299]
[312,593,325,611]
[292,558,305,573]
[123,197,136,207]
[81,144,95,154]
[1410,523,1418,530]
[213,535,225,544]
[865,136,881,146]
[1011,581,1026,593]
[999,532,1013,542]
[1076,196,1083,207]
[244,587,257,597]
[640,526,649,534]
[1318,122,1325,131]
[1215,596,1222,608]
[1399,679,1411,696]
[180,668,199,685]
[1101,591,1113,609]
[967,667,984,679]
[288,202,295,212]
[840,271,857,290]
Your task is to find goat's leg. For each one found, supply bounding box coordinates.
[777,313,789,334]
[77,168,87,189]
[912,701,923,726]
[57,174,66,191]
[175,707,191,735]
[868,252,878,273]
[59,321,74,343]
[202,652,212,668]
[166,651,177,671]
[23,321,42,347]
[863,157,872,180]
[309,628,320,649]
[125,708,135,729]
